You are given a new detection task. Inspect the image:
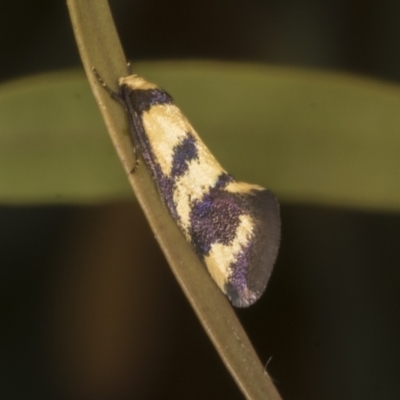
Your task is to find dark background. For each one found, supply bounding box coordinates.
[1,1,400,399]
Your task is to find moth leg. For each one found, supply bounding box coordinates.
[130,147,140,174]
[130,162,140,174]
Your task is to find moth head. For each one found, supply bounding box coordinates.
[118,75,159,91]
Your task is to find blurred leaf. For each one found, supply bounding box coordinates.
[0,70,127,203]
[1,63,400,211]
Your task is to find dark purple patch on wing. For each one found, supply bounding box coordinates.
[122,87,174,116]
[170,133,198,178]
[188,174,241,257]
[157,172,179,220]
[225,189,281,307]
[214,173,234,189]
[224,241,252,307]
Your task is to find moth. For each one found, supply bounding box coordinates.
[93,68,281,307]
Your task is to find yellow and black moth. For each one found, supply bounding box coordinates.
[94,69,281,307]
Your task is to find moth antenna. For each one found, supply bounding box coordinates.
[130,158,140,174]
[92,67,139,172]
[92,67,115,95]
[91,67,125,106]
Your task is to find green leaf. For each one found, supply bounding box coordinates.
[1,63,400,211]
[0,70,128,203]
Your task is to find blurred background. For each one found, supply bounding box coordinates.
[1,1,400,399]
